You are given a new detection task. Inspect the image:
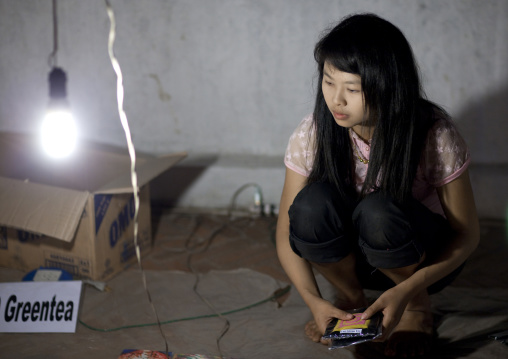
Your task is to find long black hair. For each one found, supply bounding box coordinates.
[308,13,445,206]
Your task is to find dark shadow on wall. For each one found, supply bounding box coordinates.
[149,154,219,207]
[456,81,508,163]
[452,81,508,220]
[149,154,219,238]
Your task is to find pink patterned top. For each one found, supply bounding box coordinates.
[284,114,470,216]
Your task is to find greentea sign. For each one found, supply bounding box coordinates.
[0,281,82,332]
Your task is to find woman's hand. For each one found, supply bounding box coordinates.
[360,284,412,341]
[308,296,355,337]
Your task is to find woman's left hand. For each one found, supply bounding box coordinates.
[360,284,412,341]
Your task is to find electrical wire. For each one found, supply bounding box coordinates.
[78,284,290,333]
[79,183,279,356]
[227,183,264,218]
[185,217,229,359]
[175,205,262,357]
[185,183,265,357]
[48,0,58,68]
[172,183,269,357]
[101,3,276,353]
[104,1,169,357]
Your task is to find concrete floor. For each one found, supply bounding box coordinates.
[0,209,507,358]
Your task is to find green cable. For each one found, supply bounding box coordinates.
[79,285,291,333]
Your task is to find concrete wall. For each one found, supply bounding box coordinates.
[1,0,507,218]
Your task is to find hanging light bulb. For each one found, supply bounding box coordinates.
[41,67,77,158]
[41,0,77,159]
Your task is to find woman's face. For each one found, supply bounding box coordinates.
[321,61,373,140]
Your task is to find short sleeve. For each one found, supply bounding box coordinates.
[422,118,471,187]
[284,115,316,177]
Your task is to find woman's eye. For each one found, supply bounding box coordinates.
[348,89,360,93]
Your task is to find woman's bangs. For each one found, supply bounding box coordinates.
[320,41,360,75]
[330,50,359,75]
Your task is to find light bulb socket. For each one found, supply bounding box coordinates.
[48,67,68,99]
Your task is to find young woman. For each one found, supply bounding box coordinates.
[276,13,479,357]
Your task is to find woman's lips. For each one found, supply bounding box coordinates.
[333,112,349,120]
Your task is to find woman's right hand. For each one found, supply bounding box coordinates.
[276,168,353,341]
[308,296,355,338]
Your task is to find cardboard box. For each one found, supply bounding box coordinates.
[0,132,186,281]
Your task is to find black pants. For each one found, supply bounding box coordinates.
[288,182,463,293]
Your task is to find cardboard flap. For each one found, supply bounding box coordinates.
[95,152,187,194]
[0,177,89,242]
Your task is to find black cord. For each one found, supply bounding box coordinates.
[48,0,58,68]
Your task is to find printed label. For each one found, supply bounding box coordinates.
[109,195,135,248]
[333,314,370,332]
[44,252,90,277]
[94,194,113,234]
[17,230,43,242]
[33,269,62,281]
[0,281,82,333]
[340,329,363,334]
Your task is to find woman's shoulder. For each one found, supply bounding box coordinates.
[295,113,314,131]
[427,110,467,151]
[284,114,316,177]
[422,108,470,186]
[287,114,315,144]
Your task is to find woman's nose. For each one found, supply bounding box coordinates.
[333,90,346,106]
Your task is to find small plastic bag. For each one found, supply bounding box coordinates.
[322,308,383,349]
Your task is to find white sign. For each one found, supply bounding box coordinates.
[0,281,82,333]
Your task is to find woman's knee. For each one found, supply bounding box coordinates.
[289,182,345,241]
[353,192,425,268]
[353,191,414,249]
[288,182,353,263]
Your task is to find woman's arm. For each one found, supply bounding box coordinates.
[276,168,353,334]
[362,169,480,328]
[276,168,320,304]
[401,169,479,293]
